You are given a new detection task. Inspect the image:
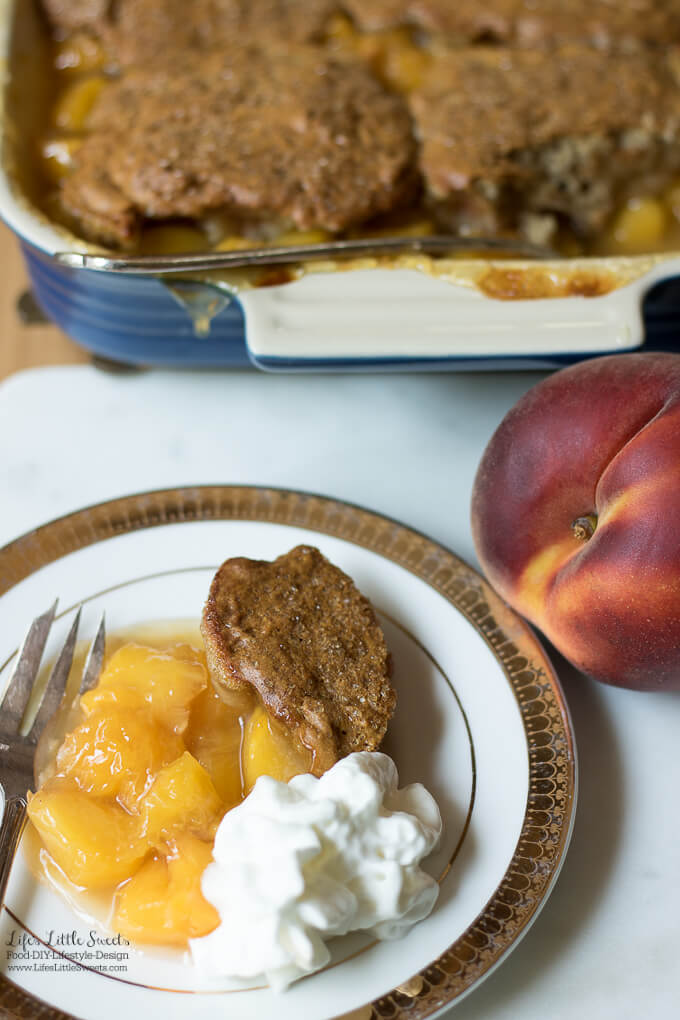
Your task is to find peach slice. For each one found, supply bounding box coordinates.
[114,835,218,945]
[55,707,184,808]
[81,644,207,733]
[242,705,311,794]
[27,788,147,888]
[184,687,244,809]
[140,751,224,847]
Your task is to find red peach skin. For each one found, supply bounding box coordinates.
[471,352,680,691]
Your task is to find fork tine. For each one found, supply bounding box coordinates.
[79,613,106,695]
[1,600,58,731]
[27,607,81,744]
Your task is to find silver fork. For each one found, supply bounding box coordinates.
[0,602,106,911]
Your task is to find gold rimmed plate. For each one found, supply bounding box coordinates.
[0,486,576,1020]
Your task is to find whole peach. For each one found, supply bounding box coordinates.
[471,352,680,690]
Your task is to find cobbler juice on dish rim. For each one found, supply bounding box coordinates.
[27,627,311,947]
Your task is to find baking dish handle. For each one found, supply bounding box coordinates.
[237,261,680,371]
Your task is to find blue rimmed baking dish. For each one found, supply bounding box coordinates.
[2,0,680,371]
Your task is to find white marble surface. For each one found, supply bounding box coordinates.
[1,364,679,1020]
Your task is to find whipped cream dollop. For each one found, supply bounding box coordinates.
[190,751,442,990]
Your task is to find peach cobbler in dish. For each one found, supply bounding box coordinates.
[27,0,680,257]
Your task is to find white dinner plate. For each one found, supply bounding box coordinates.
[0,486,576,1020]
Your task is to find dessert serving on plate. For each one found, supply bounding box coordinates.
[26,545,442,990]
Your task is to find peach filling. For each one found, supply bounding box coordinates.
[27,641,311,947]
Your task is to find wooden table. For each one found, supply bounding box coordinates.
[0,221,88,380]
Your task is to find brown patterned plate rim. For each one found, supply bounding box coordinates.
[0,484,577,1020]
